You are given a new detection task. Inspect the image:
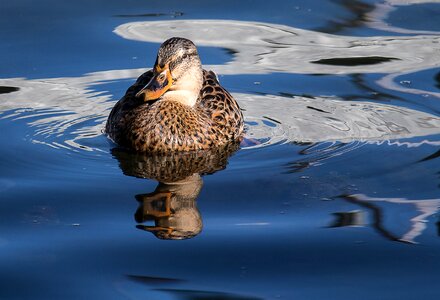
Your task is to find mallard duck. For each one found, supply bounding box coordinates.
[105,37,244,153]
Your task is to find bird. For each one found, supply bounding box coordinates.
[105,37,244,153]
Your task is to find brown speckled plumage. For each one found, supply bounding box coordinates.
[111,141,240,182]
[105,38,244,153]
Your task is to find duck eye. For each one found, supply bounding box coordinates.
[157,74,165,81]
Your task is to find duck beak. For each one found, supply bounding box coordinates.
[136,67,173,101]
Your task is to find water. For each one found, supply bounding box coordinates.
[1,0,440,299]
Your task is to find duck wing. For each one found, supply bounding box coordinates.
[198,70,244,139]
[105,70,154,142]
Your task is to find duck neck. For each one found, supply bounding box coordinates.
[163,65,203,107]
[161,90,199,107]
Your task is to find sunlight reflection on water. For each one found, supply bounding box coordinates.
[1,14,439,152]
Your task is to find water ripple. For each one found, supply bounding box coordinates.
[114,19,440,78]
[1,17,439,154]
[1,74,439,154]
[239,93,440,149]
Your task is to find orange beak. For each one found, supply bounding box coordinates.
[136,65,173,101]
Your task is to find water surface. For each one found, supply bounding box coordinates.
[1,0,440,299]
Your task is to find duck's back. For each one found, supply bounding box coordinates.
[106,70,243,153]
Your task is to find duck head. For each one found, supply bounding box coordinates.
[136,37,203,107]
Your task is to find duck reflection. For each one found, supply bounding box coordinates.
[111,143,239,240]
[134,175,203,240]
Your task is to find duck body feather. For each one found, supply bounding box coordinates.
[106,70,244,153]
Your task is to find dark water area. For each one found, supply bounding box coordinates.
[1,0,440,299]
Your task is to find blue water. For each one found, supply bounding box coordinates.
[1,0,440,299]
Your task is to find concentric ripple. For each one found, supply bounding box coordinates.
[1,17,439,157]
[1,73,440,157]
[239,92,440,150]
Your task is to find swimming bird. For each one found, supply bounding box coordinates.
[105,37,244,153]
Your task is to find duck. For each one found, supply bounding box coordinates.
[105,37,244,153]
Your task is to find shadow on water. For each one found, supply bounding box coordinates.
[0,86,19,94]
[111,142,240,240]
[316,0,375,34]
[113,12,184,18]
[126,274,262,299]
[154,288,263,300]
[311,56,399,66]
[285,141,365,172]
[329,194,440,244]
[341,73,401,102]
[419,149,440,163]
[436,71,440,89]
